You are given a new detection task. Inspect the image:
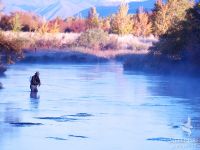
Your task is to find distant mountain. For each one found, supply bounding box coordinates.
[34,1,92,19]
[2,0,156,19]
[2,0,92,19]
[76,0,156,18]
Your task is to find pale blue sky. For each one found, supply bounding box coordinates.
[2,0,151,19]
[3,0,148,6]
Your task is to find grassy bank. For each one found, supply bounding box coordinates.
[21,48,149,64]
[0,65,6,73]
[2,31,157,51]
[124,3,200,76]
[124,54,200,76]
[1,31,157,63]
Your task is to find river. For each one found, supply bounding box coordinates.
[0,62,200,150]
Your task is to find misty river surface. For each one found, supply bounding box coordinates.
[0,62,200,150]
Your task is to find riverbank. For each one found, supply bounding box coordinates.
[4,31,200,76]
[123,54,200,76]
[21,48,149,63]
[0,31,156,63]
[0,65,7,74]
[2,31,157,51]
[0,31,156,72]
[1,62,199,150]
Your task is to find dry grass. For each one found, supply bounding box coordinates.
[68,47,149,59]
[1,31,158,58]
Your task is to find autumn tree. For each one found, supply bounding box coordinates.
[19,12,41,32]
[38,21,49,34]
[150,2,200,59]
[133,7,152,36]
[10,11,41,32]
[49,19,60,33]
[11,13,22,32]
[0,15,12,30]
[65,17,86,33]
[0,32,25,64]
[64,17,74,32]
[152,0,194,36]
[100,17,111,32]
[52,17,66,33]
[86,7,99,29]
[110,1,133,35]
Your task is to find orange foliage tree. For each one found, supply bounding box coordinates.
[0,15,12,30]
[100,17,111,32]
[48,19,60,33]
[132,7,152,36]
[65,17,86,33]
[21,12,41,32]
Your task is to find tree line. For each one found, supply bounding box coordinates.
[0,0,199,66]
[0,0,194,36]
[124,0,200,73]
[151,1,200,60]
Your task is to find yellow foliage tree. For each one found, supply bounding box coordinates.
[168,0,194,25]
[38,22,49,34]
[133,7,152,36]
[100,17,111,32]
[152,0,171,35]
[11,13,22,32]
[49,20,60,33]
[152,0,194,36]
[86,7,99,29]
[110,1,133,35]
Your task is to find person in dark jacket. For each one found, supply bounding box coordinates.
[0,82,3,89]
[30,72,41,92]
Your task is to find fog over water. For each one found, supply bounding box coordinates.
[0,62,200,150]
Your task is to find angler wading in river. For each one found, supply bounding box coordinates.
[0,82,2,89]
[30,72,41,92]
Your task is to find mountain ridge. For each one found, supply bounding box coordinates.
[2,0,156,19]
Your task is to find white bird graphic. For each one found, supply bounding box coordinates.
[181,117,193,136]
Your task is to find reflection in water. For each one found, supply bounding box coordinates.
[4,106,21,124]
[148,76,200,101]
[0,105,21,144]
[0,82,3,89]
[145,75,200,148]
[30,92,40,109]
[181,117,193,136]
[0,63,200,150]
[30,91,40,99]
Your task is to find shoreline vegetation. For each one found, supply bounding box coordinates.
[0,30,156,64]
[10,31,155,62]
[0,0,200,77]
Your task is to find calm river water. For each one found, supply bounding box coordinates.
[0,62,200,150]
